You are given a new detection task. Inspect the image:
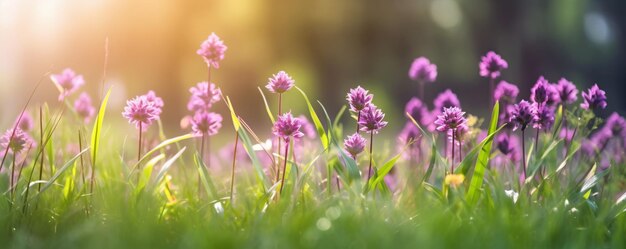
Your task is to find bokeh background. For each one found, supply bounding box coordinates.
[1,0,624,139]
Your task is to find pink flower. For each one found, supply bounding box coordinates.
[346,86,373,112]
[15,111,34,132]
[197,32,227,68]
[408,57,437,83]
[358,105,388,134]
[187,82,222,113]
[191,111,222,136]
[273,112,304,142]
[434,107,467,132]
[122,95,160,130]
[143,90,164,114]
[1,128,34,154]
[344,132,366,158]
[51,68,84,101]
[266,71,295,94]
[74,92,95,123]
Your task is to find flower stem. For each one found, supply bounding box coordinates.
[356,110,361,134]
[276,93,283,182]
[138,122,143,162]
[229,132,239,203]
[39,106,45,192]
[451,129,456,173]
[521,129,527,180]
[279,139,290,195]
[367,132,374,181]
[11,152,16,203]
[489,78,495,108]
[207,65,212,96]
[534,129,539,154]
[419,80,425,102]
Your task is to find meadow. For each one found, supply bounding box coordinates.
[1,33,626,249]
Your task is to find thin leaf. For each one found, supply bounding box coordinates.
[467,101,499,205]
[295,86,329,149]
[258,87,275,124]
[33,148,90,198]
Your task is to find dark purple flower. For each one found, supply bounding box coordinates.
[197,32,227,68]
[273,112,304,141]
[398,122,421,145]
[533,105,555,130]
[191,111,222,136]
[494,80,519,104]
[499,105,516,129]
[51,68,85,101]
[344,132,366,157]
[509,100,537,131]
[479,51,508,79]
[555,78,578,105]
[187,82,222,113]
[122,95,160,130]
[434,106,467,132]
[1,128,34,154]
[495,133,520,162]
[433,89,461,112]
[581,84,607,111]
[15,111,34,132]
[408,57,437,83]
[358,105,388,134]
[346,86,373,112]
[266,71,295,94]
[530,76,556,105]
[404,97,430,125]
[74,92,95,123]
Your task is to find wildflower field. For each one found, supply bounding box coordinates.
[2,15,626,249]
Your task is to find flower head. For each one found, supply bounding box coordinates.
[445,174,465,187]
[187,82,222,113]
[496,133,519,157]
[344,133,366,157]
[74,92,95,123]
[555,78,578,105]
[266,71,295,94]
[273,112,304,141]
[434,107,467,132]
[408,57,437,83]
[1,128,34,154]
[581,84,607,111]
[297,115,317,139]
[15,111,34,132]
[433,89,461,112]
[509,100,537,131]
[51,68,84,101]
[191,111,222,136]
[479,51,508,79]
[346,86,373,112]
[494,81,519,104]
[122,95,160,130]
[398,122,421,145]
[533,105,555,130]
[358,105,388,134]
[197,32,227,68]
[404,97,431,126]
[143,90,164,113]
[531,76,556,105]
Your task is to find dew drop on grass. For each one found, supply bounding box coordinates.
[316,217,331,231]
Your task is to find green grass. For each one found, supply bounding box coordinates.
[1,90,626,249]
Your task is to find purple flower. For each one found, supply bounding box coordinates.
[509,100,537,131]
[605,113,626,137]
[495,133,520,162]
[398,122,421,145]
[74,92,95,123]
[434,106,467,132]
[530,76,556,105]
[197,32,227,68]
[479,51,508,79]
[404,97,431,125]
[266,71,295,94]
[346,86,373,112]
[433,89,461,112]
[51,68,84,101]
[143,90,164,113]
[191,111,223,136]
[408,57,437,83]
[581,84,607,111]
[297,115,317,139]
[15,111,34,132]
[532,105,555,130]
[122,95,160,130]
[555,78,578,105]
[559,128,575,143]
[187,82,222,113]
[344,132,366,157]
[358,105,388,134]
[273,112,304,141]
[1,128,34,154]
[494,80,519,104]
[499,105,516,130]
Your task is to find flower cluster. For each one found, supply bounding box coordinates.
[433,89,460,112]
[346,86,373,112]
[197,32,227,68]
[74,92,96,123]
[122,95,161,130]
[187,82,222,113]
[581,84,607,111]
[479,51,508,79]
[51,68,84,101]
[191,111,223,136]
[273,112,304,142]
[434,106,467,132]
[555,78,578,105]
[494,80,519,104]
[358,105,388,134]
[509,100,536,131]
[344,132,366,158]
[266,71,295,94]
[1,128,34,154]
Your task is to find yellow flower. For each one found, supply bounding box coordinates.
[445,174,465,187]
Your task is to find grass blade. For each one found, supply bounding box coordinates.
[467,101,499,205]
[295,86,329,150]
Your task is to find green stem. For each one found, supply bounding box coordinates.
[367,132,374,181]
[279,139,290,195]
[229,132,239,202]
